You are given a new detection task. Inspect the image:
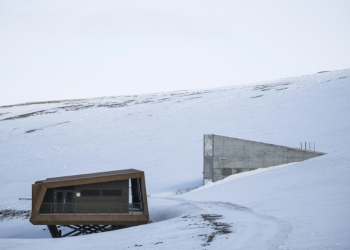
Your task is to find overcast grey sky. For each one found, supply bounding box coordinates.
[0,0,349,105]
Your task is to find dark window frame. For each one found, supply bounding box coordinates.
[80,189,123,197]
[81,190,101,197]
[102,190,122,197]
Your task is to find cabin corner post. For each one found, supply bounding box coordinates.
[31,183,42,211]
[30,184,47,222]
[140,172,149,218]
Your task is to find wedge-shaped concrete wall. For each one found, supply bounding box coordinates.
[203,134,325,184]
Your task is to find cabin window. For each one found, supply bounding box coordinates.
[79,190,122,197]
[102,190,122,197]
[81,190,100,196]
[57,192,63,203]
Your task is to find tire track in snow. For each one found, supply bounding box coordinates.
[169,199,292,249]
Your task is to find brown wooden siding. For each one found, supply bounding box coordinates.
[30,214,149,225]
[30,169,149,226]
[32,184,42,211]
[75,180,129,213]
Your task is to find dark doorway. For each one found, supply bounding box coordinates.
[55,190,75,213]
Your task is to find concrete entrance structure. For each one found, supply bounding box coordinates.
[203,134,326,184]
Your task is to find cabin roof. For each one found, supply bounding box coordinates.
[36,169,144,188]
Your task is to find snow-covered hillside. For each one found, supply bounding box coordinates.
[0,69,350,249]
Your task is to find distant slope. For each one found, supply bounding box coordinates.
[0,69,349,249]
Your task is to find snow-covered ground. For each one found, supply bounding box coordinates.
[0,69,350,249]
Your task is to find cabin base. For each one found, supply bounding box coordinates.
[47,225,127,238]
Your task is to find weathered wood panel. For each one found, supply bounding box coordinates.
[75,180,129,213]
[32,184,42,211]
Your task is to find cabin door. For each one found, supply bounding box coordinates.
[54,190,75,213]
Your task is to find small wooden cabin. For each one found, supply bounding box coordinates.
[30,169,149,237]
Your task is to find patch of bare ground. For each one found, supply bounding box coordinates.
[321,76,348,83]
[0,209,30,222]
[1,90,216,121]
[251,95,263,98]
[184,96,202,100]
[199,214,232,247]
[253,82,292,92]
[0,99,88,109]
[1,103,96,121]
[25,129,43,133]
[1,110,58,121]
[56,104,95,111]
[25,121,70,133]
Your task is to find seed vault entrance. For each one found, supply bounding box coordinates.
[203,134,326,184]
